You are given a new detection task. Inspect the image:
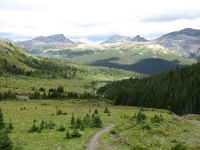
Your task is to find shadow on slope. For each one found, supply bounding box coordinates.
[88,57,183,75]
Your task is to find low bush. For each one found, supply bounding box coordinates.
[171,142,187,150]
[28,123,41,133]
[57,125,65,131]
[151,114,164,123]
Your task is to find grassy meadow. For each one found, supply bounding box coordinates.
[1,37,200,150]
[0,74,113,94]
[1,100,200,150]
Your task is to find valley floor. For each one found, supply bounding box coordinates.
[0,100,200,150]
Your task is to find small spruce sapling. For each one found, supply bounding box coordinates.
[0,109,5,130]
[71,113,75,128]
[104,106,110,113]
[66,130,71,139]
[57,125,65,131]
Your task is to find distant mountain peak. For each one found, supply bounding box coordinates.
[178,28,200,36]
[132,35,147,42]
[155,28,200,58]
[101,35,131,44]
[33,34,74,43]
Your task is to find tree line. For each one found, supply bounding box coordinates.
[97,63,200,115]
[0,86,97,100]
[2,55,140,78]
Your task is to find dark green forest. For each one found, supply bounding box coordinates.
[97,62,200,115]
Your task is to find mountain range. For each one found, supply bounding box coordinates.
[33,34,74,43]
[14,28,200,60]
[5,28,200,75]
[101,35,147,44]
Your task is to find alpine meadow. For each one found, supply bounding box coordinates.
[0,28,200,150]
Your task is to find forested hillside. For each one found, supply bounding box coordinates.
[0,37,140,78]
[0,37,143,99]
[97,63,200,115]
[16,40,196,75]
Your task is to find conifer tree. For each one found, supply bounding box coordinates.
[0,108,13,150]
[71,113,75,128]
[0,109,5,130]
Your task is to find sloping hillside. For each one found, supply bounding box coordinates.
[0,37,35,71]
[154,28,200,58]
[97,62,200,115]
[0,36,143,97]
[35,42,196,75]
[1,36,140,78]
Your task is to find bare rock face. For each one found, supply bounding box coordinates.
[132,35,147,42]
[33,34,74,43]
[101,35,131,44]
[15,34,75,53]
[154,28,200,58]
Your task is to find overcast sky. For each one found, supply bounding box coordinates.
[0,0,200,42]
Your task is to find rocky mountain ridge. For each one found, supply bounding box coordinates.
[132,35,147,42]
[101,35,147,44]
[33,34,74,43]
[154,28,200,58]
[14,28,200,60]
[101,35,132,44]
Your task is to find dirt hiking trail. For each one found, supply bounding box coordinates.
[85,124,114,150]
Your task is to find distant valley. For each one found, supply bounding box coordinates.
[15,28,200,75]
[1,29,200,150]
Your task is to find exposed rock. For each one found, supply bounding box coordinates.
[154,28,200,58]
[15,34,76,53]
[132,35,147,42]
[33,34,74,43]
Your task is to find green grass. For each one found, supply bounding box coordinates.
[0,72,131,95]
[1,100,200,150]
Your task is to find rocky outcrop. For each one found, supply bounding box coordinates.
[33,34,74,43]
[132,35,147,42]
[154,28,200,58]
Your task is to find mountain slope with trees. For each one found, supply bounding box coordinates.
[0,36,140,78]
[23,42,196,75]
[97,62,200,115]
[14,29,199,75]
[0,36,143,99]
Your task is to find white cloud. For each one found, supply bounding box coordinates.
[0,0,200,41]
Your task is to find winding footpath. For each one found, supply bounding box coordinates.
[85,124,114,150]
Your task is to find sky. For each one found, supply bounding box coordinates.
[0,0,200,42]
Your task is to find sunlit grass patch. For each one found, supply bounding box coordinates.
[0,100,200,150]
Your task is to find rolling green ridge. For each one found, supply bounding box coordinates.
[24,42,197,75]
[0,37,142,97]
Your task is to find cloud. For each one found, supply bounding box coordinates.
[0,0,46,11]
[140,8,200,23]
[0,32,34,41]
[0,0,200,41]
